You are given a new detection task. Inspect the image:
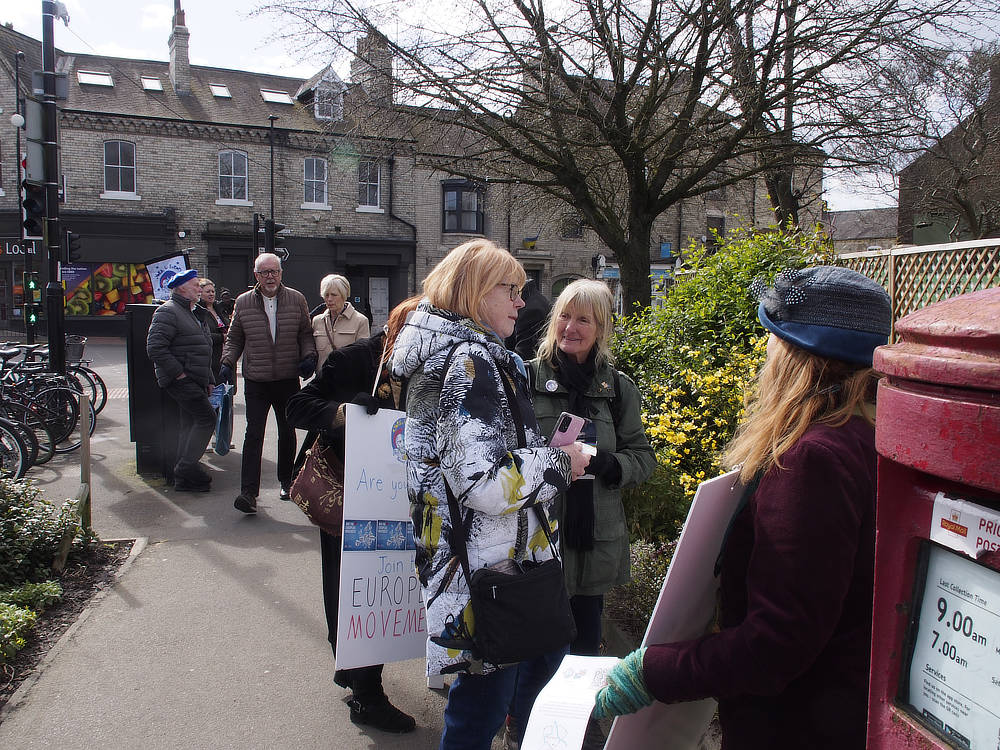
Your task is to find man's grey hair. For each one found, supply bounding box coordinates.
[254,252,282,272]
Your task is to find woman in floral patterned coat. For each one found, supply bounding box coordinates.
[392,239,589,750]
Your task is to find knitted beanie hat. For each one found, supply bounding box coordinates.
[165,268,198,289]
[752,266,891,366]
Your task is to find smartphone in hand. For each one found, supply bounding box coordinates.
[550,412,587,447]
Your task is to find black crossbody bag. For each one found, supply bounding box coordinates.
[441,359,576,665]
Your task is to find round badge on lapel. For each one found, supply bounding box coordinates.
[545,379,558,392]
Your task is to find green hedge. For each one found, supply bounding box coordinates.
[612,225,834,542]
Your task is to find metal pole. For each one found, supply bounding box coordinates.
[268,115,277,222]
[14,51,34,344]
[42,0,65,373]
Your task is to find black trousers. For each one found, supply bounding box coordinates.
[320,528,384,701]
[570,594,604,656]
[240,377,299,498]
[163,378,216,480]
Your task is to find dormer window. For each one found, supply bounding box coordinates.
[314,84,343,121]
[140,76,163,92]
[260,89,293,104]
[209,83,232,98]
[77,70,113,87]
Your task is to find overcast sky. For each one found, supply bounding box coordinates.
[2,0,896,211]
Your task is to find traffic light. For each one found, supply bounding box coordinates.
[264,218,288,261]
[65,230,83,263]
[24,304,39,326]
[253,213,266,255]
[21,179,46,240]
[23,270,41,301]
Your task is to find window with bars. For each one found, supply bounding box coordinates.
[104,140,136,193]
[359,159,381,207]
[219,150,248,201]
[442,180,485,234]
[304,157,328,205]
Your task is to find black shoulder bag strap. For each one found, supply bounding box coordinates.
[445,351,559,592]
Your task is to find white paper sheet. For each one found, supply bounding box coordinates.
[521,655,621,750]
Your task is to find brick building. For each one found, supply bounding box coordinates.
[0,6,822,332]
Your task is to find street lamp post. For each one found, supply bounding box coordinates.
[268,114,278,223]
[42,0,65,373]
[11,50,33,343]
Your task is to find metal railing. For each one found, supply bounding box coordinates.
[840,239,1000,338]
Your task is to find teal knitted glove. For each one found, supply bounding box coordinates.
[594,647,654,719]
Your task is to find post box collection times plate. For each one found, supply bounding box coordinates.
[899,540,1000,749]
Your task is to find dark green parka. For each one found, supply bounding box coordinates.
[528,357,656,596]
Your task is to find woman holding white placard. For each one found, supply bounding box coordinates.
[594,266,891,749]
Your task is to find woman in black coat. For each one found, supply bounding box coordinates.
[195,278,230,382]
[285,296,421,734]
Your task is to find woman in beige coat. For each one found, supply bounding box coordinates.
[311,274,370,368]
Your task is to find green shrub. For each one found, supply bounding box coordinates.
[605,539,676,643]
[0,478,83,587]
[0,602,38,663]
[612,225,835,543]
[623,341,765,541]
[1,580,63,611]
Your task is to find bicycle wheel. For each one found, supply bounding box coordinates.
[71,365,108,414]
[1,400,55,466]
[28,386,80,445]
[0,418,28,480]
[48,390,97,454]
[0,410,38,469]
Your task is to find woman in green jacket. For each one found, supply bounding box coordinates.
[528,279,656,655]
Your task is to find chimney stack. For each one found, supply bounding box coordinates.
[351,32,394,104]
[168,0,191,95]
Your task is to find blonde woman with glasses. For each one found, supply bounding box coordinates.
[391,239,589,750]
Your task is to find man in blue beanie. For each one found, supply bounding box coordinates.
[146,268,216,491]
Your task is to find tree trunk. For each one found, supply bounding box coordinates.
[765,169,800,228]
[617,231,653,312]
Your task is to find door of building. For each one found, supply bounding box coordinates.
[369,277,389,330]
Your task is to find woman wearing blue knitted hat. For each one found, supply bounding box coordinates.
[595,266,892,749]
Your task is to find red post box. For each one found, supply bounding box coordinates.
[868,287,1000,748]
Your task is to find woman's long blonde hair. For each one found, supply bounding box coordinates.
[724,335,879,483]
[422,239,526,328]
[536,279,615,367]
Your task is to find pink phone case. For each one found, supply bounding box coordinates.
[550,412,585,447]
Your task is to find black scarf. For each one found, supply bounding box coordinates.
[555,349,597,551]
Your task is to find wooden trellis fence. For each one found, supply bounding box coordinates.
[840,239,1000,338]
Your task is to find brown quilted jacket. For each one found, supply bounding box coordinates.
[220,284,316,382]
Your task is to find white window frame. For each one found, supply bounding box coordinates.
[209,83,232,98]
[260,89,294,104]
[140,76,163,91]
[302,157,330,209]
[77,70,113,87]
[357,158,383,212]
[216,150,251,205]
[314,84,343,121]
[100,140,140,200]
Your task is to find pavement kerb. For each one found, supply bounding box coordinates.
[0,536,148,722]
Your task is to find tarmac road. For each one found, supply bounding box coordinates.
[0,337,457,749]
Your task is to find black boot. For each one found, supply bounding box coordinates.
[346,693,416,734]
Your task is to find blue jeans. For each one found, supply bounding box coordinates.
[439,647,568,750]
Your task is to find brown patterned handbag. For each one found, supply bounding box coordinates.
[288,437,345,535]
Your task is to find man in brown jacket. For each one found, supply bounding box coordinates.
[220,253,317,514]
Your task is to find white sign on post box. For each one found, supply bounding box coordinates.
[335,404,427,669]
